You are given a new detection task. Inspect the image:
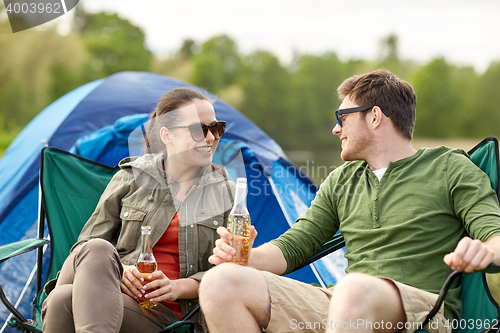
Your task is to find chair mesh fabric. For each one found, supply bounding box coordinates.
[33,148,118,327]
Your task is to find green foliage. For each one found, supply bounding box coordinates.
[410,58,484,138]
[0,9,153,130]
[0,17,88,129]
[1,17,500,157]
[238,51,292,147]
[191,35,241,92]
[469,62,500,138]
[179,39,196,60]
[0,127,21,159]
[410,58,460,138]
[288,53,347,150]
[80,12,152,79]
[49,62,82,102]
[190,53,225,93]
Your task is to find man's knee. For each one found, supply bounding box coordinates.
[201,263,246,292]
[200,264,260,307]
[333,273,380,302]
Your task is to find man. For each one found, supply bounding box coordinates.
[199,70,500,333]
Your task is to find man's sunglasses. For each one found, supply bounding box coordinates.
[335,105,389,127]
[167,121,226,142]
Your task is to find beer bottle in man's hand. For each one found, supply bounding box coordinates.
[226,177,251,265]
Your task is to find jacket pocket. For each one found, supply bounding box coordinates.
[116,205,147,254]
[196,214,225,270]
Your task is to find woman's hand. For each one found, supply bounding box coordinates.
[121,264,146,299]
[142,270,178,302]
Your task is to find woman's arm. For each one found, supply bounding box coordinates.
[72,172,131,251]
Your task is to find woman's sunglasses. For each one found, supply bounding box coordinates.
[167,121,226,142]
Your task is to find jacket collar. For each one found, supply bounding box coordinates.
[119,153,230,191]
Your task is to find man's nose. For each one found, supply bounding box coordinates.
[332,124,341,136]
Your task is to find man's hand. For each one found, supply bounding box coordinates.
[444,237,495,273]
[208,226,258,265]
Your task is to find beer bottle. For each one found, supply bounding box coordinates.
[226,177,251,265]
[136,225,158,308]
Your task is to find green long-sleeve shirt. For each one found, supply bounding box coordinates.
[270,146,500,320]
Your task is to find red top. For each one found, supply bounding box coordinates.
[153,213,181,319]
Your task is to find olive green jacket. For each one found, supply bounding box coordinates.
[73,153,235,332]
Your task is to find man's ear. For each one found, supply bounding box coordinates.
[160,127,173,146]
[371,106,384,129]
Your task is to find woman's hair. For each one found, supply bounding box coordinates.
[145,87,212,154]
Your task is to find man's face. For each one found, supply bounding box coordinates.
[332,96,373,162]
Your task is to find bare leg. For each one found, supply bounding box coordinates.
[199,264,271,333]
[327,273,406,333]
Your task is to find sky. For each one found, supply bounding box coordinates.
[79,0,500,73]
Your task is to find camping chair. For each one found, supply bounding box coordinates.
[0,147,197,333]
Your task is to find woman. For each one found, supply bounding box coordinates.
[41,88,234,333]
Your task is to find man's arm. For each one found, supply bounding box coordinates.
[248,243,287,274]
[209,226,288,275]
[444,235,500,272]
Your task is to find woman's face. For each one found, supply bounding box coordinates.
[161,99,220,169]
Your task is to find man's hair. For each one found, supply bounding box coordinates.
[337,69,416,140]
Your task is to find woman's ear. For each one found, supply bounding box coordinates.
[160,127,173,146]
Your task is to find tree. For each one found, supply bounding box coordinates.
[238,51,291,147]
[288,53,347,150]
[0,18,88,128]
[409,58,463,138]
[468,62,500,138]
[190,53,225,93]
[190,35,241,93]
[379,33,399,65]
[179,39,196,60]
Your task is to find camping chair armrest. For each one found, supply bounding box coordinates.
[421,262,500,329]
[0,238,49,264]
[292,234,346,272]
[0,238,49,326]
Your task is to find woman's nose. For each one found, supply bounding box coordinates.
[205,129,216,142]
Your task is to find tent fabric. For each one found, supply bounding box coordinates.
[0,72,347,332]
